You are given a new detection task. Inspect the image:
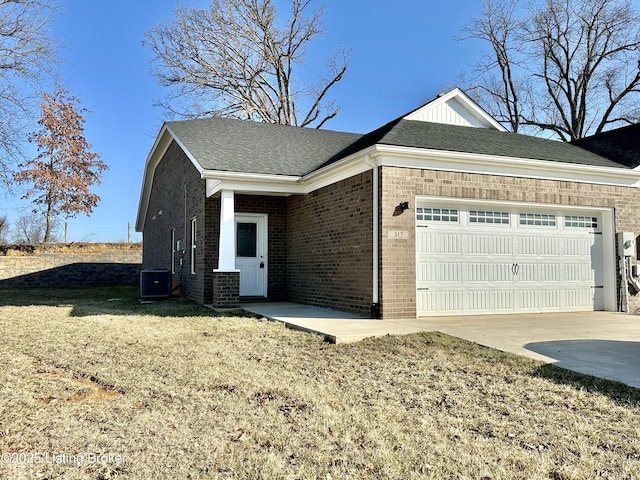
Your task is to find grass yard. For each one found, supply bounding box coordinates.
[1,287,639,479]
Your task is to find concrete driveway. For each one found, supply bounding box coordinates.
[405,312,640,388]
[242,303,640,388]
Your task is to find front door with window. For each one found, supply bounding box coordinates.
[235,214,268,297]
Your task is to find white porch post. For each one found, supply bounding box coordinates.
[218,189,236,271]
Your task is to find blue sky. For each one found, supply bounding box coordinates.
[1,0,484,242]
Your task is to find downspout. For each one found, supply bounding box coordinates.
[365,155,380,318]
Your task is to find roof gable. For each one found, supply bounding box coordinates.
[403,88,507,131]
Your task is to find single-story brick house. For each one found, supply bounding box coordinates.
[135,88,640,318]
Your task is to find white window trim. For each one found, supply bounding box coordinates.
[171,228,176,274]
[190,217,197,275]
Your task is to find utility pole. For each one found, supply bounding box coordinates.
[127,222,131,244]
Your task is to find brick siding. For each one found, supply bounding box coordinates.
[287,171,374,316]
[143,141,210,303]
[379,166,640,318]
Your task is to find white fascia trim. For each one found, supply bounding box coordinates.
[135,126,173,232]
[200,141,639,202]
[373,145,640,187]
[136,125,209,232]
[203,169,301,183]
[204,171,305,197]
[164,125,205,177]
[300,150,376,191]
[206,178,306,196]
[203,147,378,197]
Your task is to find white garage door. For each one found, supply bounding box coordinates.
[416,202,605,316]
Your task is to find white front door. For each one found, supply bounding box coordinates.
[235,214,268,297]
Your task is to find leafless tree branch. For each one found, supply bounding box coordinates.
[461,0,640,140]
[144,0,348,128]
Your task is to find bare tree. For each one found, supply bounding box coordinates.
[0,0,59,182]
[14,84,107,244]
[11,213,49,244]
[461,0,640,140]
[0,215,8,244]
[144,0,348,128]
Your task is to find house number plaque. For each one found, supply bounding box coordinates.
[388,230,409,239]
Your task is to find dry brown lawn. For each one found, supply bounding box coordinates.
[1,286,639,479]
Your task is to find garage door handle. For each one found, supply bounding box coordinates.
[512,263,520,276]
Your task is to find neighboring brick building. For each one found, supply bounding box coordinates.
[136,89,640,318]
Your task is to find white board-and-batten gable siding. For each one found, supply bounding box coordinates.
[404,88,507,131]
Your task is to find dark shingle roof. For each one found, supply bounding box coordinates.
[167,117,362,176]
[167,116,630,176]
[572,124,640,168]
[325,119,627,169]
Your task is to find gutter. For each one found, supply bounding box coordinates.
[364,155,380,318]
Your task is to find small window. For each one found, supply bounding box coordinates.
[171,229,176,274]
[519,213,556,227]
[237,222,257,257]
[469,210,510,225]
[416,207,459,222]
[190,218,197,274]
[565,215,598,229]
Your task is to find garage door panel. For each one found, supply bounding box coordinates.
[416,203,606,316]
[493,290,516,310]
[539,237,561,256]
[467,262,514,282]
[517,236,562,256]
[563,236,596,256]
[419,290,464,313]
[518,290,540,310]
[468,291,491,311]
[468,235,490,254]
[493,236,514,255]
[564,263,595,283]
[518,236,538,256]
[416,261,436,282]
[467,289,516,311]
[467,263,489,282]
[565,289,595,308]
[518,262,560,283]
[538,289,562,310]
[439,263,462,282]
[416,230,436,254]
[439,234,463,254]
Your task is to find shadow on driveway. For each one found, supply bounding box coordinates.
[525,339,640,389]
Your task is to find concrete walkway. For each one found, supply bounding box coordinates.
[241,303,640,388]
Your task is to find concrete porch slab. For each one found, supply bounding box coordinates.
[241,302,425,343]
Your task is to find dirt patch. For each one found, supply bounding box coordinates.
[1,242,141,257]
[32,361,121,404]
